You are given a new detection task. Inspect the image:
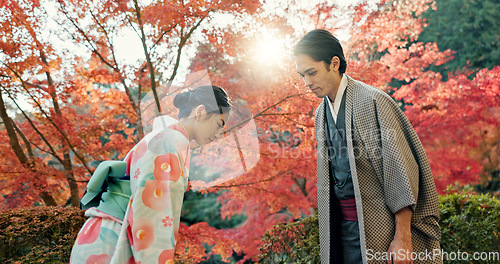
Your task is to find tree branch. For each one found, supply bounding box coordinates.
[11,118,34,158]
[166,17,206,89]
[150,24,178,52]
[133,0,161,114]
[57,1,115,69]
[223,92,309,135]
[2,62,93,174]
[1,84,64,164]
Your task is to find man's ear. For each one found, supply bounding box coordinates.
[194,105,206,120]
[329,56,340,72]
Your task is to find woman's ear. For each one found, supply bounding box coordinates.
[194,105,206,121]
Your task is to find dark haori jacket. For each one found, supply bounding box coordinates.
[314,75,442,264]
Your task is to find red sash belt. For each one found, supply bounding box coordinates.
[339,197,358,221]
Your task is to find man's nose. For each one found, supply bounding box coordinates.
[304,77,312,88]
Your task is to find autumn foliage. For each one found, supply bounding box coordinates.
[259,187,500,263]
[0,0,498,262]
[0,206,86,263]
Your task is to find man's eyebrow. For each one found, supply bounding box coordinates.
[297,67,315,76]
[304,68,315,74]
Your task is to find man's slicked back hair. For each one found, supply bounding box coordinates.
[294,29,347,74]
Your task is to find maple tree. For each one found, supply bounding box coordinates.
[0,0,261,208]
[0,0,498,262]
[348,0,500,192]
[180,0,498,260]
[175,3,354,260]
[0,0,95,207]
[0,0,266,261]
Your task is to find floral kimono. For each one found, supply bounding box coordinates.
[70,116,191,264]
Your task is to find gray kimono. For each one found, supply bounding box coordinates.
[315,75,442,264]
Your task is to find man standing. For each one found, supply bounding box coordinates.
[294,29,442,264]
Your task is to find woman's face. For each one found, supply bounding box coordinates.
[192,107,229,146]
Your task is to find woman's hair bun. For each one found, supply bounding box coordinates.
[173,91,190,108]
[173,85,230,119]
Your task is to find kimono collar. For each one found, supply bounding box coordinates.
[152,115,189,139]
[326,74,348,123]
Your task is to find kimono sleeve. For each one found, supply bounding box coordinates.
[375,93,420,214]
[126,128,189,263]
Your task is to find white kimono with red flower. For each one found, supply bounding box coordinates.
[70,116,190,264]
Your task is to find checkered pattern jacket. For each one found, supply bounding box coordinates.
[315,75,442,264]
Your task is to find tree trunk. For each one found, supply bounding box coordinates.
[0,90,28,165]
[41,51,81,207]
[0,88,58,206]
[63,152,81,207]
[40,192,58,206]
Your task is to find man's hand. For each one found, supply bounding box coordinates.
[387,207,413,264]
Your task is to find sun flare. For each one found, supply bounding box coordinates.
[253,30,288,66]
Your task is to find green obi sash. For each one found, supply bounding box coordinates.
[80,161,131,221]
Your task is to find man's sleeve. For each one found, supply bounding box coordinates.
[375,93,419,214]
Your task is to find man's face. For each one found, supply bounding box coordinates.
[295,54,341,100]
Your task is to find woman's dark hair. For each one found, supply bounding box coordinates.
[173,85,231,119]
[293,29,347,74]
